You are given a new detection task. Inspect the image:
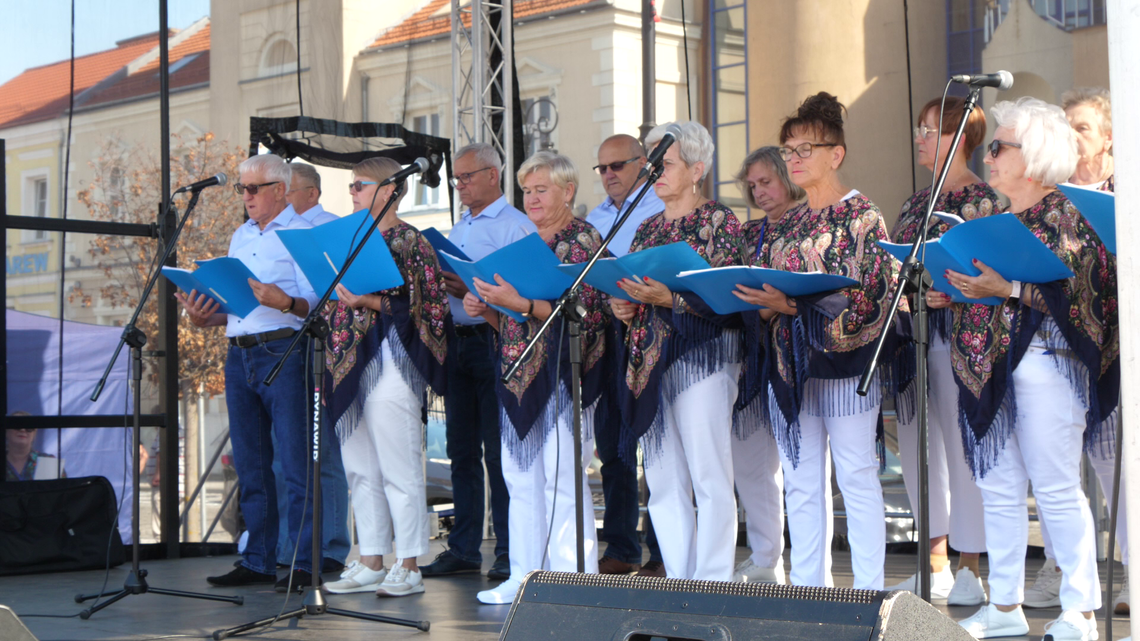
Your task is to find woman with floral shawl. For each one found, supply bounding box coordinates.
[935,98,1118,641]
[610,121,746,582]
[321,157,450,598]
[462,151,609,604]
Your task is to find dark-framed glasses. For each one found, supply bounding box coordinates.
[448,167,493,188]
[778,142,838,161]
[348,180,378,192]
[988,139,1022,158]
[913,124,940,140]
[593,157,641,174]
[233,181,280,196]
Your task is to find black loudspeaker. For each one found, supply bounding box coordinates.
[500,572,974,640]
[0,606,39,641]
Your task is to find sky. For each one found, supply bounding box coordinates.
[0,0,211,86]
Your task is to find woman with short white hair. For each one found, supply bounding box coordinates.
[931,97,1118,640]
[610,120,746,581]
[1062,87,1114,192]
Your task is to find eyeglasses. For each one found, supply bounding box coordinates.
[778,142,839,161]
[348,180,378,193]
[989,139,1022,158]
[12,427,36,432]
[914,124,940,140]
[448,167,493,188]
[233,181,280,196]
[592,157,641,175]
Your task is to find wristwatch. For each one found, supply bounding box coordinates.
[280,296,295,313]
[521,299,535,319]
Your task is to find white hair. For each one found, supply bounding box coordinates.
[517,151,580,207]
[240,153,292,185]
[454,142,503,172]
[645,121,715,181]
[990,97,1077,186]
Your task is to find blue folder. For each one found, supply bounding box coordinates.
[1059,183,1116,254]
[555,242,711,302]
[277,210,405,300]
[161,257,260,318]
[422,227,470,273]
[441,233,574,323]
[878,213,1075,305]
[677,266,858,315]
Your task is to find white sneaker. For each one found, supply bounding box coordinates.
[886,566,955,601]
[375,565,424,597]
[948,567,988,606]
[1042,609,1098,640]
[477,577,522,605]
[957,604,1030,639]
[1113,572,1129,615]
[732,558,785,584]
[1024,559,1063,608]
[322,560,387,594]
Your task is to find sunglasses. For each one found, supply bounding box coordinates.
[778,142,838,161]
[11,427,36,432]
[989,139,1022,158]
[233,181,280,196]
[592,157,641,175]
[348,180,378,193]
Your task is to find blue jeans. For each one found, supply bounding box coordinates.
[445,328,509,562]
[596,420,662,564]
[225,337,314,574]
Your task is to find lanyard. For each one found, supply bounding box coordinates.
[752,218,768,263]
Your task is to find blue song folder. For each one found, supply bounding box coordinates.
[677,267,858,315]
[422,227,470,272]
[555,242,711,302]
[161,257,260,318]
[878,213,1075,305]
[1059,183,1116,254]
[441,233,574,323]
[277,210,405,300]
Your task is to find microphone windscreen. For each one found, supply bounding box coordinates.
[214,173,228,187]
[996,70,1014,91]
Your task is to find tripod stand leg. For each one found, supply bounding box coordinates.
[149,587,244,605]
[213,608,307,640]
[74,588,122,603]
[325,607,430,631]
[79,589,131,619]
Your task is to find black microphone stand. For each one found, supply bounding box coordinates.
[857,84,982,603]
[80,188,243,617]
[501,163,666,572]
[213,182,429,639]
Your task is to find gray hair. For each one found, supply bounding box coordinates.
[645,121,715,181]
[734,146,806,209]
[454,142,503,172]
[289,163,321,193]
[990,97,1077,186]
[240,153,292,185]
[517,151,580,208]
[1061,86,1112,135]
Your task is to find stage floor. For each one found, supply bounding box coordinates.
[4,540,1132,640]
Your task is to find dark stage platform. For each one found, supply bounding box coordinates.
[3,540,1132,640]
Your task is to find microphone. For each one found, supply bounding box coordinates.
[639,123,684,178]
[174,173,227,193]
[378,158,430,186]
[950,70,1014,90]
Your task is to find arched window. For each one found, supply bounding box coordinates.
[259,35,299,77]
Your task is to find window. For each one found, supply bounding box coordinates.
[259,36,299,77]
[522,97,556,157]
[31,177,48,241]
[108,167,124,218]
[708,1,748,214]
[410,113,442,208]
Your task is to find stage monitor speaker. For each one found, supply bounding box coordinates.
[499,571,973,641]
[0,605,39,641]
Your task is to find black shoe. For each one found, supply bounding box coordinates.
[208,566,277,587]
[321,558,346,574]
[487,554,510,580]
[420,549,481,577]
[275,570,321,593]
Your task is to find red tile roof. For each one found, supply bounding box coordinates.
[83,25,212,108]
[369,0,602,49]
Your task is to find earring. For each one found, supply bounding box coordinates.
[692,183,697,195]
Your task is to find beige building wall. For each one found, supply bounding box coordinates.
[982,0,1073,107]
[1072,25,1110,90]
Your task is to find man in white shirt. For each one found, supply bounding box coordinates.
[285,163,338,226]
[176,154,319,592]
[585,134,665,257]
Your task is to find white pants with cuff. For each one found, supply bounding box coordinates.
[732,426,785,570]
[1039,439,1128,567]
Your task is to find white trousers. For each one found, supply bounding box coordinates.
[732,426,785,569]
[339,343,429,559]
[975,343,1101,611]
[779,377,885,590]
[500,401,599,581]
[644,363,741,581]
[897,338,986,552]
[1040,441,1129,566]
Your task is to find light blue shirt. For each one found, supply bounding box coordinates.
[447,194,535,325]
[585,185,665,257]
[225,207,319,337]
[292,202,338,226]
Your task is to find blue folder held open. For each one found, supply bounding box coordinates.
[161,257,261,318]
[1059,183,1115,254]
[877,213,1075,305]
[677,266,858,315]
[555,242,711,302]
[276,210,405,300]
[422,227,470,273]
[441,233,574,323]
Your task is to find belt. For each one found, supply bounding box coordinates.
[229,328,296,348]
[454,324,489,338]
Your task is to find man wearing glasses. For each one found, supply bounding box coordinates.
[420,143,535,581]
[176,154,319,591]
[585,134,664,257]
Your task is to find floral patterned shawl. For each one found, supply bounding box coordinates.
[495,218,611,468]
[616,200,746,462]
[323,221,450,442]
[952,190,1119,477]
